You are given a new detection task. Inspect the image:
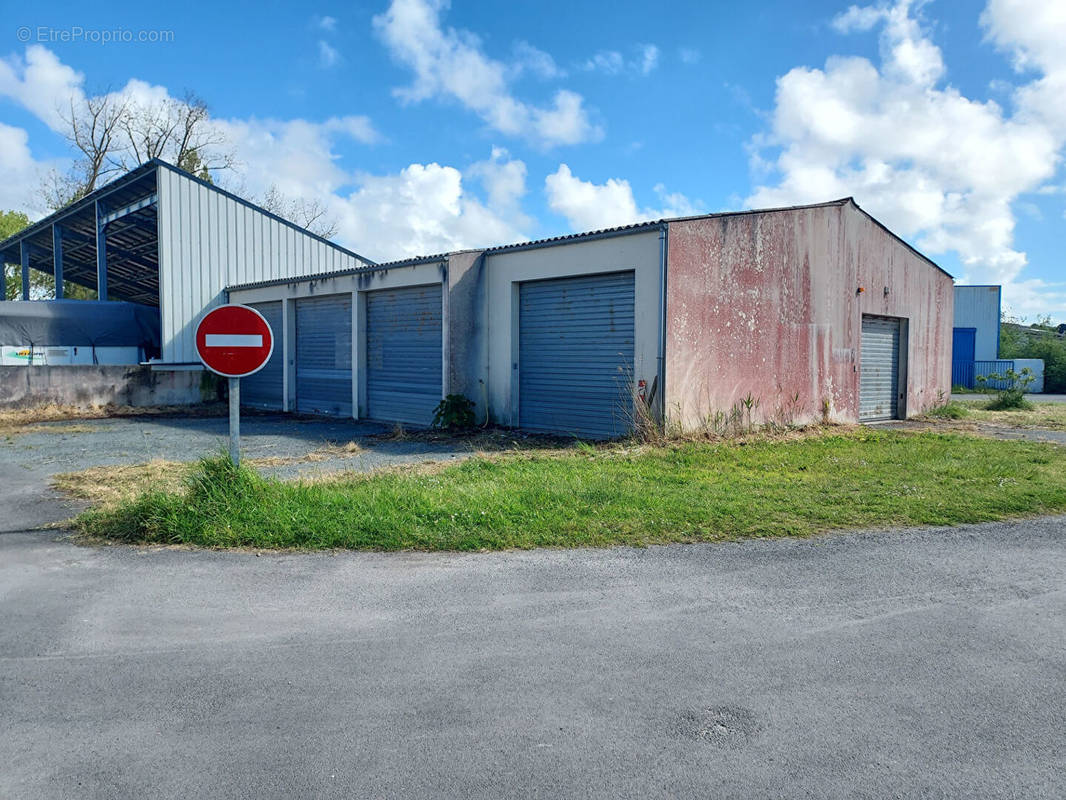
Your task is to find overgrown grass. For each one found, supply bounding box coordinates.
[75,430,1066,551]
[924,402,970,420]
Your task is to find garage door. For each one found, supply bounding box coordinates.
[295,294,352,416]
[365,284,442,425]
[518,271,635,438]
[240,301,283,410]
[860,315,901,421]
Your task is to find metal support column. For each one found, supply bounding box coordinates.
[20,240,30,300]
[95,200,107,301]
[52,224,64,299]
[228,377,241,466]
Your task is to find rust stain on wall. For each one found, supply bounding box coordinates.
[665,202,952,427]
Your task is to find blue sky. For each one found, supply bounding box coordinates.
[1,0,1063,321]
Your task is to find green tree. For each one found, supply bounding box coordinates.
[1000,312,1066,393]
[2,210,30,300]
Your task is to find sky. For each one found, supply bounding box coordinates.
[0,0,1063,322]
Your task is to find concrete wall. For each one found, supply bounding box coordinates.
[0,365,212,409]
[482,231,663,428]
[954,285,1001,361]
[664,202,953,427]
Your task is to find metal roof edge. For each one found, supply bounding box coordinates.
[226,253,448,293]
[152,159,377,266]
[844,198,954,280]
[0,160,159,257]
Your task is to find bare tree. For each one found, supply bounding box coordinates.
[119,91,235,177]
[259,186,339,239]
[40,90,236,211]
[39,93,128,210]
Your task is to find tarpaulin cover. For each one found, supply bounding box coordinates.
[0,300,160,349]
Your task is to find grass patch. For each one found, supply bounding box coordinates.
[74,430,1066,551]
[924,402,970,420]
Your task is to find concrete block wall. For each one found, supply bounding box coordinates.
[0,366,215,410]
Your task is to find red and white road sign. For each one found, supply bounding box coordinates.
[195,304,274,378]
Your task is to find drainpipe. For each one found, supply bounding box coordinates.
[657,223,668,426]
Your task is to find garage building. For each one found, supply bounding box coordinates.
[229,198,954,434]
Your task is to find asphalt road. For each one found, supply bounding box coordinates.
[3,518,1065,799]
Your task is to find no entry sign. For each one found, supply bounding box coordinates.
[195,304,274,378]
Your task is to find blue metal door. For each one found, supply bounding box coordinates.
[952,327,976,388]
[365,284,443,425]
[518,271,635,438]
[295,294,352,416]
[241,301,283,410]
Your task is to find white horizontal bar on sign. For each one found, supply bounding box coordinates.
[205,334,262,348]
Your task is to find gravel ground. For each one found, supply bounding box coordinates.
[0,414,486,532]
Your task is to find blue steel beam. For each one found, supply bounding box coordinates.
[20,240,29,300]
[95,199,107,301]
[52,224,64,299]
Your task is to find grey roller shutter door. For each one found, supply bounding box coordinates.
[295,294,352,416]
[241,301,283,410]
[366,284,443,425]
[860,315,900,421]
[518,271,635,438]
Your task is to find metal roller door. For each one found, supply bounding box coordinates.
[518,271,635,438]
[240,301,283,410]
[295,294,352,416]
[366,284,442,425]
[860,315,901,421]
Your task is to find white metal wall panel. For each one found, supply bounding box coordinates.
[952,286,1000,361]
[518,271,635,438]
[365,285,443,425]
[860,315,901,421]
[296,294,352,416]
[155,164,370,365]
[240,301,284,410]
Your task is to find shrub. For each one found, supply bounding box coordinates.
[976,367,1035,411]
[431,394,477,430]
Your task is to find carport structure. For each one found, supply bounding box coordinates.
[0,161,160,305]
[0,159,373,367]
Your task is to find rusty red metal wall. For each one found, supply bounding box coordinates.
[664,201,953,427]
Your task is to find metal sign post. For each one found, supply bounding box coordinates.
[228,377,241,466]
[194,305,274,467]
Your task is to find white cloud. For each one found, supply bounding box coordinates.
[545,164,702,231]
[511,41,565,80]
[317,15,338,32]
[639,45,659,76]
[0,123,59,215]
[748,0,1066,318]
[318,40,340,68]
[583,44,660,76]
[373,0,600,147]
[679,47,702,65]
[331,158,529,259]
[0,45,85,131]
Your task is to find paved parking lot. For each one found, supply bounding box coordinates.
[2,517,1065,799]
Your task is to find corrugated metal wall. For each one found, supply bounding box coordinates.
[953,286,1000,361]
[295,294,352,416]
[518,271,635,438]
[156,165,368,364]
[859,315,901,421]
[241,301,284,409]
[365,285,443,425]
